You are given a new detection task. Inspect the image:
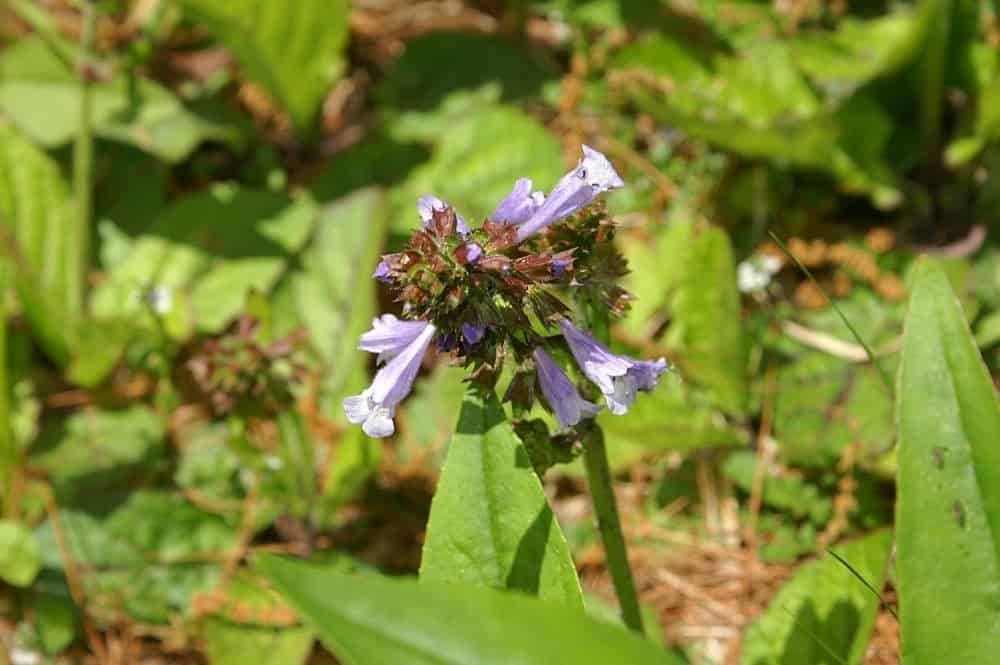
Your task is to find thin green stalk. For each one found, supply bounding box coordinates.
[919,0,951,166]
[581,423,644,634]
[72,0,98,312]
[0,261,12,516]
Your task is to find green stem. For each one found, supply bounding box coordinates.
[0,261,12,515]
[581,423,644,634]
[72,0,97,312]
[919,0,951,168]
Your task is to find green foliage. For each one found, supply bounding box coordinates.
[0,520,41,586]
[662,225,747,415]
[390,105,564,232]
[258,553,687,665]
[177,0,350,133]
[201,571,314,665]
[420,385,583,606]
[91,185,316,337]
[896,260,1000,665]
[0,37,238,162]
[29,407,166,507]
[35,491,237,624]
[0,124,80,365]
[741,530,893,665]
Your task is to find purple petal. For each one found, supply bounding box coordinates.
[372,260,392,282]
[359,315,431,364]
[534,348,602,428]
[345,323,437,438]
[558,319,667,415]
[464,242,483,264]
[462,322,485,346]
[516,145,624,242]
[492,177,545,225]
[417,194,469,234]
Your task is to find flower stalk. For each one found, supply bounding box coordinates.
[581,421,644,633]
[72,0,97,313]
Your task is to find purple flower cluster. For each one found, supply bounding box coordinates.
[344,145,668,438]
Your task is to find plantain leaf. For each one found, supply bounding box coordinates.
[895,259,1000,665]
[258,554,686,665]
[741,529,893,665]
[0,37,238,162]
[420,385,583,607]
[177,0,350,133]
[663,225,747,416]
[0,124,79,365]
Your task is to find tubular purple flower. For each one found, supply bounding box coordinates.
[344,323,436,438]
[558,319,668,415]
[492,177,545,224]
[516,145,625,243]
[358,315,431,364]
[534,348,602,429]
[372,260,392,282]
[418,194,469,235]
[462,322,485,346]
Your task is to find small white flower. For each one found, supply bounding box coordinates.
[737,254,782,293]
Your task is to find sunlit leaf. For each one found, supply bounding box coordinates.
[741,530,893,665]
[258,554,686,665]
[896,259,1000,665]
[0,37,239,162]
[178,0,350,133]
[0,124,79,365]
[0,520,41,587]
[420,385,583,607]
[91,185,316,337]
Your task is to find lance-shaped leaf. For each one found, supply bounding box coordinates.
[741,529,893,665]
[419,385,583,607]
[0,125,79,365]
[177,0,350,133]
[896,259,1000,665]
[257,554,686,665]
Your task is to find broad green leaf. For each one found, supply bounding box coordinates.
[612,36,900,203]
[201,571,314,665]
[274,189,387,508]
[0,520,41,586]
[896,259,1000,665]
[420,385,583,607]
[34,492,236,624]
[0,124,78,365]
[390,106,564,232]
[723,451,832,525]
[773,352,894,468]
[598,377,748,464]
[91,185,316,336]
[33,585,78,655]
[0,37,238,162]
[663,225,746,416]
[375,33,553,142]
[28,407,166,508]
[178,0,350,132]
[257,554,686,665]
[741,529,893,665]
[790,3,937,96]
